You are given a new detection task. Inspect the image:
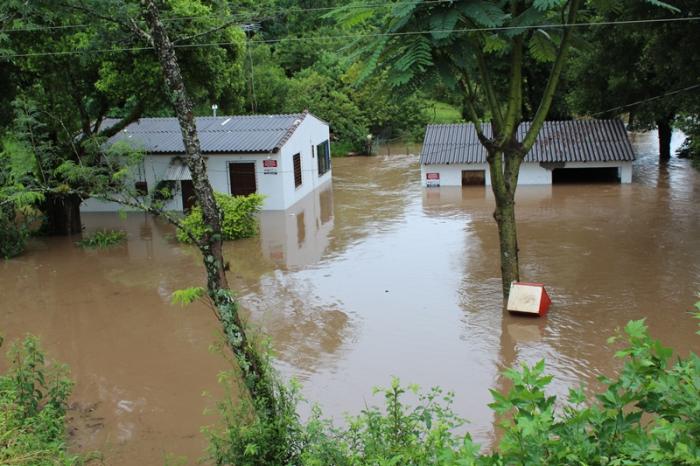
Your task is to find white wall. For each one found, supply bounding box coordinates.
[420,161,633,187]
[278,114,332,210]
[420,163,492,187]
[81,114,332,213]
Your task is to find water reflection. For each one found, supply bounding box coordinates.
[258,185,334,269]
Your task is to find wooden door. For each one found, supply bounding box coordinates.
[180,180,196,211]
[229,162,257,196]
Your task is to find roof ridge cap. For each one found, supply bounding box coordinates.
[271,111,308,152]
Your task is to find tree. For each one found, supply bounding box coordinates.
[131,3,301,462]
[566,0,700,161]
[0,0,247,235]
[332,0,675,300]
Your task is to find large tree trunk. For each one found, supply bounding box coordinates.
[42,193,82,235]
[656,118,673,161]
[141,0,276,415]
[493,191,520,299]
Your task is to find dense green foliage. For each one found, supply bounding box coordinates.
[76,229,127,249]
[0,209,29,259]
[205,368,305,466]
[0,0,248,236]
[0,336,76,465]
[565,0,700,159]
[207,317,700,465]
[176,193,264,243]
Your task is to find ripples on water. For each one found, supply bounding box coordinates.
[0,131,698,462]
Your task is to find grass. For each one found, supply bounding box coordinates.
[76,229,127,249]
[425,100,464,124]
[330,140,355,157]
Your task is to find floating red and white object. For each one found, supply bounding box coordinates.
[507,282,551,317]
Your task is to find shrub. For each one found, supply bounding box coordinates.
[0,335,77,465]
[203,338,306,466]
[76,229,127,249]
[176,193,264,243]
[0,208,29,259]
[209,313,700,465]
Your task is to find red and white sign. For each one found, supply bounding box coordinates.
[263,159,278,168]
[507,282,551,317]
[426,172,440,187]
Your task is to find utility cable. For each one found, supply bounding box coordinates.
[2,16,699,59]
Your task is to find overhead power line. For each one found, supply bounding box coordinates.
[591,83,700,116]
[2,16,699,59]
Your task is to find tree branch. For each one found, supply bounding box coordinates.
[96,100,145,138]
[501,36,524,144]
[474,36,504,130]
[521,0,581,152]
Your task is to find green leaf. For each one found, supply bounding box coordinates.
[458,1,507,28]
[624,319,648,339]
[533,0,568,12]
[170,287,206,307]
[643,0,680,11]
[528,29,557,62]
[430,9,461,40]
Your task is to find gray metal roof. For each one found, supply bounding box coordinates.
[420,119,636,165]
[104,113,311,154]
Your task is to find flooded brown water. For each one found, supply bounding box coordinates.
[1,130,698,464]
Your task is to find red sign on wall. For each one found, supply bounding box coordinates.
[426,172,440,180]
[263,159,278,168]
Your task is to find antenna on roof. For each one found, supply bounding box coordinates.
[211,104,218,117]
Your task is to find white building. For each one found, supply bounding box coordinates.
[81,111,332,212]
[420,119,635,187]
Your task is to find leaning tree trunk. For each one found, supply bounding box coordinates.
[656,118,673,162]
[141,0,277,415]
[42,193,82,235]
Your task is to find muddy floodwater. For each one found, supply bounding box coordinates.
[1,130,698,464]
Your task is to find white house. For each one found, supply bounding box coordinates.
[81,111,332,212]
[420,119,635,187]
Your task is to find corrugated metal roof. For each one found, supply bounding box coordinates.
[164,163,191,181]
[420,119,636,165]
[104,113,312,154]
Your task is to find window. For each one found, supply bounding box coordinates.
[134,181,148,196]
[317,139,331,176]
[293,153,302,188]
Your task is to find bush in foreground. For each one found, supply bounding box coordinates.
[0,335,76,465]
[176,193,264,244]
[207,314,700,465]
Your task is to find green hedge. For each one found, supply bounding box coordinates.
[176,192,264,243]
